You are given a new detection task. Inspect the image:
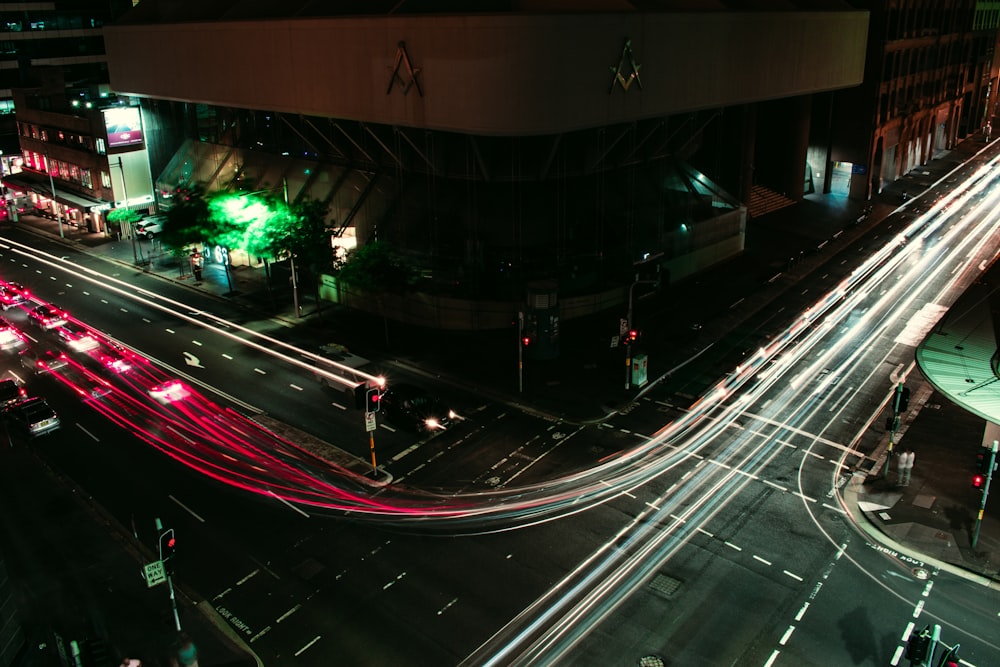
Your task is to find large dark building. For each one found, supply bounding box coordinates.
[22,1,981,334]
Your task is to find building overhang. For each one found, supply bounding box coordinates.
[3,171,106,212]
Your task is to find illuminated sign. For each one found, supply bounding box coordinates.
[103,107,143,148]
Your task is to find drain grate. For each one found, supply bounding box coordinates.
[648,573,682,598]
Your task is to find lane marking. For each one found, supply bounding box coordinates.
[75,423,99,442]
[169,494,206,522]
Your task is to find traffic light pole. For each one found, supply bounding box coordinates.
[972,440,998,549]
[518,310,524,394]
[625,276,657,390]
[155,517,182,632]
[884,382,908,480]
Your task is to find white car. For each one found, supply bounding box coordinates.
[148,380,190,404]
[135,218,164,239]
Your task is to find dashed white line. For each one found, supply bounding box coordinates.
[276,604,301,623]
[890,645,905,665]
[912,600,925,618]
[294,636,321,657]
[100,298,109,304]
[794,602,809,621]
[221,353,233,360]
[165,328,175,334]
[783,570,803,582]
[437,598,458,615]
[141,317,150,323]
[901,622,915,641]
[724,541,741,552]
[763,479,787,492]
[778,625,794,645]
[253,368,266,375]
[119,307,128,313]
[75,423,99,442]
[753,555,772,566]
[289,384,304,391]
[383,572,407,590]
[921,581,934,597]
[764,649,780,667]
[192,340,203,346]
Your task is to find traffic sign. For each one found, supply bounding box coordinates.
[620,318,629,335]
[365,411,377,432]
[144,560,167,588]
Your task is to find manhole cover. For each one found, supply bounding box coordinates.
[638,656,665,667]
[913,567,929,580]
[649,573,682,598]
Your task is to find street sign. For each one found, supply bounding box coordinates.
[144,560,166,588]
[365,411,377,432]
[619,318,629,335]
[611,335,620,348]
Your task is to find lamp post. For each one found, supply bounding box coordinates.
[112,157,141,265]
[45,153,64,239]
[282,178,301,318]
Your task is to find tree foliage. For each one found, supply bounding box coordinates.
[335,241,416,294]
[162,183,212,251]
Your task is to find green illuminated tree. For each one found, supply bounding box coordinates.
[335,240,416,346]
[105,207,140,238]
[161,183,213,274]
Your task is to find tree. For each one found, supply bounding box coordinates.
[335,241,417,346]
[105,207,141,238]
[162,183,214,275]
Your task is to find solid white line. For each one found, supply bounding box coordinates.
[267,491,310,518]
[75,423,99,442]
[169,495,206,523]
[294,636,321,657]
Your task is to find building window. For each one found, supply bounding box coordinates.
[81,169,92,190]
[100,171,110,188]
[95,138,105,155]
[40,130,47,142]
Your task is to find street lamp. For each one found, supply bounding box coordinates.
[44,152,64,239]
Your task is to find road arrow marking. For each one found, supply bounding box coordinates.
[183,351,204,368]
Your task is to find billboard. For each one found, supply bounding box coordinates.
[103,107,143,148]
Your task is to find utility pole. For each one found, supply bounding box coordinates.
[45,152,64,239]
[283,178,301,318]
[884,382,909,479]
[972,440,998,549]
[155,517,182,632]
[517,310,525,393]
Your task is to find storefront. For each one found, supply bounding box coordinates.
[1,170,108,233]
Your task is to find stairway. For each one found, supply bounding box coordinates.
[748,185,796,219]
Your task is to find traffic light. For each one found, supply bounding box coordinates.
[905,628,930,662]
[366,387,382,413]
[973,474,985,489]
[975,449,993,473]
[893,386,910,413]
[159,528,176,572]
[521,335,531,347]
[626,329,639,344]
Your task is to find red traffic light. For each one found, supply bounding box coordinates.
[973,474,985,489]
[521,336,531,346]
[626,329,639,343]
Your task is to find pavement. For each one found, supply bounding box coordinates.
[6,133,1000,665]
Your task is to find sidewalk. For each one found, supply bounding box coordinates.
[3,134,999,667]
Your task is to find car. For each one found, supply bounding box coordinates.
[28,304,68,330]
[4,396,60,437]
[0,378,26,407]
[0,317,26,352]
[19,347,69,375]
[135,217,164,239]
[148,380,190,404]
[380,382,457,433]
[94,346,133,373]
[56,323,100,352]
[0,283,26,310]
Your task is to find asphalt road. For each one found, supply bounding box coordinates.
[0,146,998,667]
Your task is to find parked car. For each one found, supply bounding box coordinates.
[380,382,457,433]
[0,317,26,352]
[0,378,26,407]
[135,217,164,239]
[0,283,26,310]
[28,304,68,330]
[4,396,60,437]
[19,347,69,375]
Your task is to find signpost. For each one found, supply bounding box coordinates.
[365,411,376,432]
[144,560,166,588]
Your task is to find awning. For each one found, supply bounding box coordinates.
[3,171,106,212]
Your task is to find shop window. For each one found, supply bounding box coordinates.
[81,169,92,189]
